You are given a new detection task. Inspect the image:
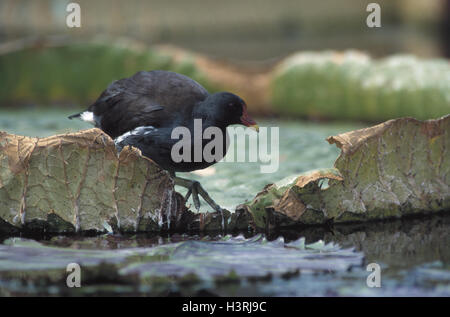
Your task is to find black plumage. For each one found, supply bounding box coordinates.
[69,70,258,212]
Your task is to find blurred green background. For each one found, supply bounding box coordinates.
[0,0,449,122]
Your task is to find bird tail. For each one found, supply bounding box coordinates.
[68,112,81,120]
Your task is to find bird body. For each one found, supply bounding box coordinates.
[70,70,208,138]
[69,70,258,212]
[70,70,257,173]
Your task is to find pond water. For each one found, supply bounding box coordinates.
[0,108,449,296]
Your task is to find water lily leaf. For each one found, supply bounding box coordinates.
[1,115,448,234]
[241,115,450,227]
[0,235,361,276]
[121,234,363,279]
[0,128,182,233]
[271,52,450,121]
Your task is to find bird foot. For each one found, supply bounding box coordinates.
[173,176,222,213]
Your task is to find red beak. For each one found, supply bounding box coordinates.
[240,104,259,132]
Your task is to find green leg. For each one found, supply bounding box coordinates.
[173,175,222,213]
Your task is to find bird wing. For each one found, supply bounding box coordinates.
[88,70,209,138]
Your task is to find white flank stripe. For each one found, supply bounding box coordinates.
[114,126,157,144]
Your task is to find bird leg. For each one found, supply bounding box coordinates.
[172,175,222,213]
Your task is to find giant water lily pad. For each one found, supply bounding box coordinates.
[271,52,450,121]
[0,128,183,233]
[0,235,363,295]
[240,115,450,228]
[1,116,449,234]
[120,234,363,279]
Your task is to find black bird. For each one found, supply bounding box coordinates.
[69,70,258,212]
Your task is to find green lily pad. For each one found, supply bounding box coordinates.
[241,115,450,227]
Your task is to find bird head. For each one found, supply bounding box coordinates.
[205,92,259,132]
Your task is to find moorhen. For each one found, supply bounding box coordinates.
[69,70,258,212]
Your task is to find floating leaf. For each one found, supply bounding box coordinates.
[241,115,450,227]
[0,235,363,286]
[0,128,182,233]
